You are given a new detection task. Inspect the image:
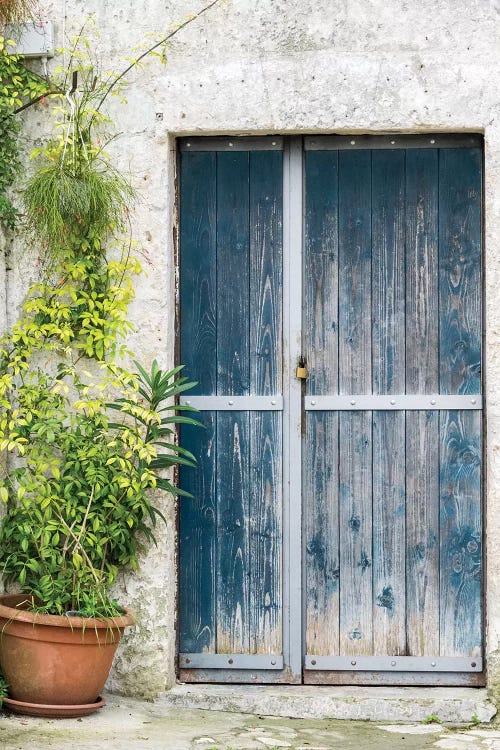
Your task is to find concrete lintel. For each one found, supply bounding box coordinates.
[164,684,497,724]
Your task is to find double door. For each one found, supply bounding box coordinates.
[178,134,483,685]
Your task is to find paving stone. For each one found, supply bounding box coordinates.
[470,733,500,739]
[193,738,217,744]
[380,724,443,734]
[434,740,481,750]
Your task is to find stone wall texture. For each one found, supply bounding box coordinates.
[7,0,500,698]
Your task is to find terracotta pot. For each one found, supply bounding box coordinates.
[0,594,134,706]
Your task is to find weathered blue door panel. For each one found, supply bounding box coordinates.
[179,145,283,665]
[303,143,482,680]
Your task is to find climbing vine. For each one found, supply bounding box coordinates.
[0,35,48,228]
[0,2,221,617]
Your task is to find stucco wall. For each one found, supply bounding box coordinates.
[8,0,500,697]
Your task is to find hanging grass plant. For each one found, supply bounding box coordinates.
[0,0,37,26]
[23,153,135,253]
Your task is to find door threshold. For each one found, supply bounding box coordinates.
[163,683,496,723]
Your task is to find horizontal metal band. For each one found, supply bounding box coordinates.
[304,134,482,151]
[178,136,283,152]
[180,395,283,411]
[304,655,482,672]
[305,394,482,411]
[179,653,283,670]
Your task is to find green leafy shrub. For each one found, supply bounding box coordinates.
[0,359,199,616]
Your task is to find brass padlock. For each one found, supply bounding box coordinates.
[296,357,307,379]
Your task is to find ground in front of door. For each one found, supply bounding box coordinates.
[1,695,500,750]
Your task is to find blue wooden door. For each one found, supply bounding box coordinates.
[178,137,289,682]
[303,135,483,685]
[178,134,483,685]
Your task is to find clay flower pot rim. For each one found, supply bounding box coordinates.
[0,594,135,630]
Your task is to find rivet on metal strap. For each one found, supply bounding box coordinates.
[430,399,436,405]
[471,399,477,405]
[390,399,396,405]
[431,661,436,667]
[311,659,317,666]
[351,660,357,666]
[228,400,234,406]
[350,400,356,405]
[311,400,316,406]
[391,660,396,666]
[228,658,234,664]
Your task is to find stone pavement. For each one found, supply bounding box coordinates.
[1,694,500,750]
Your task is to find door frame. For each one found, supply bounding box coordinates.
[174,133,485,686]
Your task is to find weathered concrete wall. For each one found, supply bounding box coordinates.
[11,0,500,698]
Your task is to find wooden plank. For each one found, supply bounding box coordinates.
[304,411,339,656]
[338,150,373,656]
[438,148,482,396]
[303,670,484,686]
[216,413,249,653]
[439,411,482,657]
[405,410,440,656]
[371,150,406,395]
[371,151,406,656]
[405,149,440,656]
[249,151,283,654]
[181,666,301,684]
[179,151,217,653]
[372,411,405,655]
[215,152,250,654]
[179,151,217,394]
[438,148,482,658]
[178,415,217,653]
[303,150,340,656]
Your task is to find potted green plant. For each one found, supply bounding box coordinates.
[0,29,201,718]
[0,358,199,717]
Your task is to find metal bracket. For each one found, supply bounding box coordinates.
[304,655,482,672]
[305,394,482,411]
[180,395,283,411]
[304,134,482,151]
[179,653,284,670]
[178,136,283,152]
